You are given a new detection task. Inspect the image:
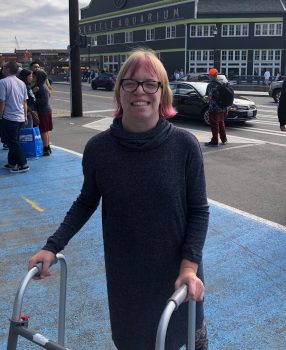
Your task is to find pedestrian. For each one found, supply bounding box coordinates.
[28,48,209,350]
[174,69,180,80]
[30,61,52,94]
[277,78,286,132]
[204,68,228,146]
[264,69,271,85]
[275,71,282,81]
[0,64,8,149]
[18,69,39,128]
[0,61,29,173]
[33,69,53,156]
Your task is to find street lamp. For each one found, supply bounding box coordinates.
[87,44,91,70]
[213,26,218,69]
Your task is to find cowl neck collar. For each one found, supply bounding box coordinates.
[110,117,174,151]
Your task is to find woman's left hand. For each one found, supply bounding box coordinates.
[175,263,205,301]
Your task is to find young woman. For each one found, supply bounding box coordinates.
[33,69,53,155]
[28,48,209,350]
[18,69,38,128]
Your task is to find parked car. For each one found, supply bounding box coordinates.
[169,81,257,126]
[178,72,229,84]
[91,73,116,91]
[268,79,284,102]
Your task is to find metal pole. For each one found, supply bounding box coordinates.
[69,0,83,117]
[88,44,91,70]
[155,285,197,350]
[57,254,67,346]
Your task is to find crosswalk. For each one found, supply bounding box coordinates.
[82,103,286,146]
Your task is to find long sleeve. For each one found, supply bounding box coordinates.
[181,139,209,263]
[42,143,101,254]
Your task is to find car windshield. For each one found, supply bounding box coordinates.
[190,83,207,96]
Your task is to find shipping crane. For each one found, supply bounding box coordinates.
[15,36,20,50]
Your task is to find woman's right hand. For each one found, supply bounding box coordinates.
[28,250,56,280]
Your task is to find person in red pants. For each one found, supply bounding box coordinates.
[204,68,228,147]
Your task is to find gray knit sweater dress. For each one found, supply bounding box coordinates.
[43,117,209,350]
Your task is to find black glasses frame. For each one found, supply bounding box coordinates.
[120,79,162,94]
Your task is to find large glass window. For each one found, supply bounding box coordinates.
[107,34,114,45]
[253,49,281,76]
[221,23,249,37]
[254,22,283,36]
[90,36,97,47]
[188,50,214,72]
[190,24,217,37]
[220,50,248,79]
[103,55,118,73]
[125,32,133,43]
[166,25,176,39]
[146,28,155,41]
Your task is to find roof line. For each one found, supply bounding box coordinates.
[280,0,286,11]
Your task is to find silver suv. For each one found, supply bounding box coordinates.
[269,80,283,102]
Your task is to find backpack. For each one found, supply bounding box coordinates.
[214,83,234,107]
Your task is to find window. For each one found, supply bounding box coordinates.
[107,34,114,45]
[166,25,176,39]
[146,28,155,41]
[188,50,215,73]
[125,32,133,43]
[190,24,217,37]
[254,22,283,36]
[90,36,97,47]
[220,50,248,78]
[253,49,281,76]
[221,24,249,37]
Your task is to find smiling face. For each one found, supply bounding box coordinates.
[120,65,162,132]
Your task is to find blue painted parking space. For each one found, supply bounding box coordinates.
[1,147,285,349]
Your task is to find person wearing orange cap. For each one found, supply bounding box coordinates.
[204,68,228,146]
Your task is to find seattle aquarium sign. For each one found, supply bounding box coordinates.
[80,1,196,34]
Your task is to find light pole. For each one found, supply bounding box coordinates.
[87,44,91,70]
[213,26,218,69]
[69,0,83,117]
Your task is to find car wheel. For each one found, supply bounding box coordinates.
[202,109,210,126]
[273,89,281,103]
[107,85,113,91]
[92,84,97,90]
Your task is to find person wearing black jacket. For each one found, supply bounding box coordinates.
[18,69,38,128]
[278,79,286,131]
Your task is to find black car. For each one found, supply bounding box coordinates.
[91,73,116,91]
[178,73,229,84]
[169,81,257,126]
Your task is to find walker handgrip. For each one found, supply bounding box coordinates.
[34,259,58,276]
[167,284,188,310]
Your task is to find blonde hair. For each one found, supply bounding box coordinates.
[114,48,176,118]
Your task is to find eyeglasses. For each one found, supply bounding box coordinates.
[120,79,162,94]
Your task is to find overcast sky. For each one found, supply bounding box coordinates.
[0,0,90,52]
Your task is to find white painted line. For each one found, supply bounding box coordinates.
[82,117,114,131]
[51,146,286,230]
[53,98,69,102]
[52,145,83,157]
[83,109,114,114]
[256,104,278,109]
[209,199,286,232]
[203,143,262,154]
[234,126,286,137]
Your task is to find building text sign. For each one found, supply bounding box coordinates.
[80,2,196,34]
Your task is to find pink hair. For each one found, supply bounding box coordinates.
[113,49,177,119]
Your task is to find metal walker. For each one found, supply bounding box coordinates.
[7,254,196,350]
[7,253,69,350]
